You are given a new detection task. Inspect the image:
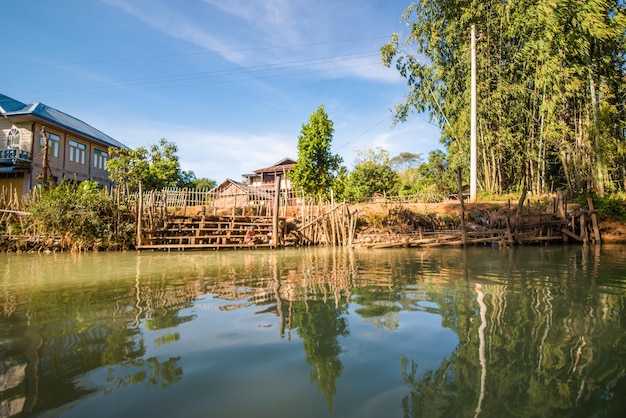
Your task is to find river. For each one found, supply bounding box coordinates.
[1,245,626,417]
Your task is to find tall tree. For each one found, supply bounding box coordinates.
[289,105,343,197]
[382,0,626,196]
[390,152,423,172]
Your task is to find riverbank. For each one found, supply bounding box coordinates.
[352,200,626,245]
[2,198,625,252]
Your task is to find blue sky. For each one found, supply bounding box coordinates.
[3,0,441,182]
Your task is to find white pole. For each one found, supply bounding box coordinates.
[470,24,478,203]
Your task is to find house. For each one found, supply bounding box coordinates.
[209,178,274,211]
[242,157,296,191]
[0,93,126,194]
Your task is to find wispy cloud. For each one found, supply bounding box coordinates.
[102,0,397,82]
[101,0,234,57]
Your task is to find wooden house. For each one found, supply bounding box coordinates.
[242,157,295,191]
[0,93,126,194]
[209,178,274,210]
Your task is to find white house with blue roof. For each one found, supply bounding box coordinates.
[0,93,126,193]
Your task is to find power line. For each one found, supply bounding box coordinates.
[23,50,384,97]
[0,35,392,71]
[335,115,393,152]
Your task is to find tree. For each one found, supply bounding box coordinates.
[190,178,217,190]
[107,139,196,192]
[343,148,399,200]
[381,0,626,196]
[289,105,343,197]
[390,152,422,172]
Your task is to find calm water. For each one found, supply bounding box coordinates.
[1,245,626,418]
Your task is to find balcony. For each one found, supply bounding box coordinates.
[0,148,32,167]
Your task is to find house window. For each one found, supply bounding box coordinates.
[40,132,60,157]
[7,127,20,148]
[69,140,86,165]
[94,149,108,170]
[264,172,275,183]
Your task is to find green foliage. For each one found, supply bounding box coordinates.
[190,177,217,190]
[382,0,626,196]
[342,148,399,200]
[389,152,422,172]
[289,105,343,197]
[107,138,196,192]
[397,150,457,196]
[27,181,116,249]
[577,193,626,220]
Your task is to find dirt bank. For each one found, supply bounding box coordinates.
[352,200,626,244]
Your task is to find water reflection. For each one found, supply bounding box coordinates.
[1,246,626,417]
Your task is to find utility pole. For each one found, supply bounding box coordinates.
[470,24,477,203]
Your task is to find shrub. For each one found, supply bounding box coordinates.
[26,180,131,250]
[576,194,626,221]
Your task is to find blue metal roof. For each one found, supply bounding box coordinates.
[0,93,27,113]
[0,93,126,149]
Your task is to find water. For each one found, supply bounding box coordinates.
[1,245,626,418]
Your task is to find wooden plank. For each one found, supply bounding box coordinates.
[518,235,565,242]
[516,220,568,228]
[137,242,275,250]
[587,197,602,244]
[561,228,583,242]
[580,213,588,244]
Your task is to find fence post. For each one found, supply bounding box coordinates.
[457,167,466,246]
[272,175,281,248]
[136,183,143,248]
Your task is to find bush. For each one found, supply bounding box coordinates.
[26,180,131,250]
[577,194,626,221]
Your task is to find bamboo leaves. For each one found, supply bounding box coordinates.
[383,0,626,195]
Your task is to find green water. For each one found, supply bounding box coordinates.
[1,245,626,418]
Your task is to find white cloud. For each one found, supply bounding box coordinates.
[95,115,297,182]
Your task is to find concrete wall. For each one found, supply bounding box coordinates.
[0,121,115,192]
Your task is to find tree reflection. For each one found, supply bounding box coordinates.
[104,356,183,393]
[3,246,626,417]
[352,288,402,330]
[397,278,626,417]
[291,299,350,411]
[400,354,462,417]
[145,308,196,330]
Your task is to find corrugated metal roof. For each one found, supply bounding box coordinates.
[252,157,296,174]
[0,93,27,113]
[1,93,126,149]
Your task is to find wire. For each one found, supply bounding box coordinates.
[0,35,392,71]
[23,51,385,98]
[335,115,393,151]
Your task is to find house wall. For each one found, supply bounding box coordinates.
[1,120,115,193]
[29,123,114,189]
[0,120,33,194]
[248,172,292,191]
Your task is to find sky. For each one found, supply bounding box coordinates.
[2,0,442,182]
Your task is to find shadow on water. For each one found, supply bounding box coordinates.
[1,245,626,417]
